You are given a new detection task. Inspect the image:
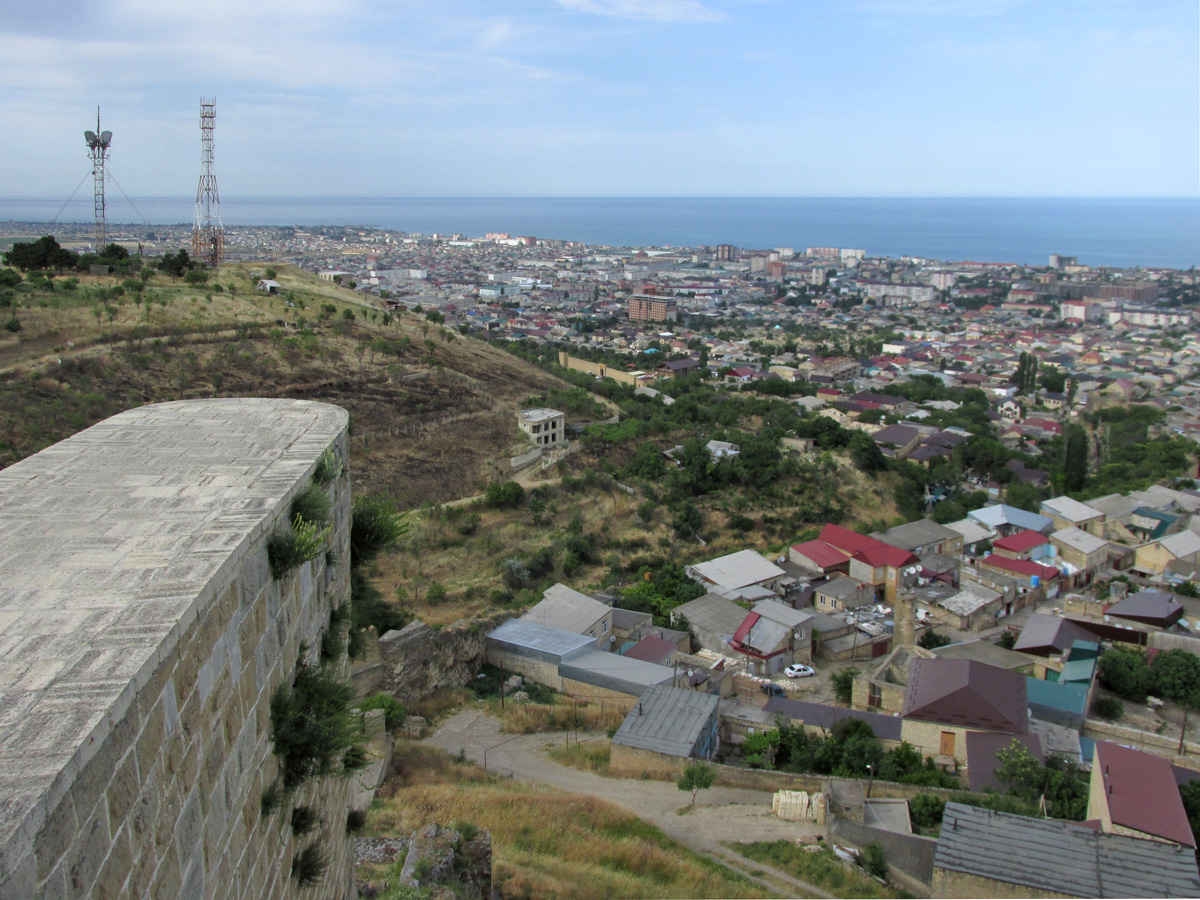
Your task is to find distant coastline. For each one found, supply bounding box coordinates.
[2,196,1197,269]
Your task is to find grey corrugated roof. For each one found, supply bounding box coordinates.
[689,549,785,590]
[1042,496,1105,523]
[752,598,813,630]
[487,619,596,663]
[611,606,652,631]
[741,615,790,655]
[879,519,961,552]
[611,684,719,757]
[932,640,1033,671]
[523,584,611,634]
[934,802,1200,898]
[673,592,747,637]
[559,651,674,696]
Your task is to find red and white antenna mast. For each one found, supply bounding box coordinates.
[192,98,224,266]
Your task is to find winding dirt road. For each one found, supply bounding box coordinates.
[426,709,834,899]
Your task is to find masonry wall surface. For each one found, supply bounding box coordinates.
[378,614,510,707]
[0,399,353,900]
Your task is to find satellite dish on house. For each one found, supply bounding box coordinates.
[609,635,616,643]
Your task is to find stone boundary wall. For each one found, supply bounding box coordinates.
[379,614,511,706]
[0,400,354,900]
[557,351,643,386]
[1081,720,1200,762]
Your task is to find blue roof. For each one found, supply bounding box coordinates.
[969,504,1053,534]
[1025,677,1088,714]
[1059,657,1097,685]
[487,619,595,662]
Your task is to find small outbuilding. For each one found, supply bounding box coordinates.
[609,684,720,776]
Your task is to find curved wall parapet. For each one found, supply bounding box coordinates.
[0,399,353,900]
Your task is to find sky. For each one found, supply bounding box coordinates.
[0,0,1197,198]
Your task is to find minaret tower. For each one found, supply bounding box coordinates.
[192,98,224,266]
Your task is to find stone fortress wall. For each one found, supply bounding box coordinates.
[0,399,354,900]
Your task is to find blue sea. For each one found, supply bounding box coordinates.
[2,196,1197,269]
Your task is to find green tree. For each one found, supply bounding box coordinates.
[1097,646,1150,702]
[1149,649,1200,706]
[831,668,857,704]
[672,500,702,538]
[1063,424,1089,492]
[860,842,888,881]
[1180,781,1200,847]
[484,481,525,509]
[909,794,946,830]
[677,761,716,805]
[625,442,666,480]
[3,235,78,271]
[918,630,952,650]
[995,739,1044,799]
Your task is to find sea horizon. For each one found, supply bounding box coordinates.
[2,195,1198,270]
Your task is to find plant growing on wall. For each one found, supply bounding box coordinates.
[313,446,343,485]
[291,804,320,836]
[292,844,327,886]
[268,515,331,580]
[270,656,365,790]
[291,482,332,528]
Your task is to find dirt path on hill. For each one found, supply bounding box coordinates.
[426,709,834,899]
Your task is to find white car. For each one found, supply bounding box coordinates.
[784,663,815,679]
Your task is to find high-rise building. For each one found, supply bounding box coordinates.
[628,294,678,323]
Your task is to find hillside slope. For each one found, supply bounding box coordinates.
[0,261,566,503]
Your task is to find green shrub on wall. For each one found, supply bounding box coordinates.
[268,515,331,580]
[270,656,365,790]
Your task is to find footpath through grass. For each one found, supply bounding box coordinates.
[734,840,911,900]
[367,742,772,900]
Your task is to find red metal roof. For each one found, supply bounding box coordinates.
[819,524,882,556]
[790,540,851,570]
[819,524,918,569]
[993,530,1050,553]
[980,555,1059,580]
[731,612,757,647]
[1095,741,1195,847]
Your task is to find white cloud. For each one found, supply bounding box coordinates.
[857,0,1023,15]
[554,0,727,23]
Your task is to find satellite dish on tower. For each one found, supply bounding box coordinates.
[84,131,97,144]
[100,131,112,146]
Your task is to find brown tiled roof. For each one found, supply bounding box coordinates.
[1095,741,1195,847]
[902,658,1027,734]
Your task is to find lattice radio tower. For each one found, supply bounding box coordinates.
[192,98,224,266]
[83,108,112,249]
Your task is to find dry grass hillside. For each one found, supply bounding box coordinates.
[0,261,567,503]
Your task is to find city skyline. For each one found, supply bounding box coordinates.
[0,0,1196,200]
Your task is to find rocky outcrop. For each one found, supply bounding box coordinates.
[398,824,493,900]
[378,614,511,706]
